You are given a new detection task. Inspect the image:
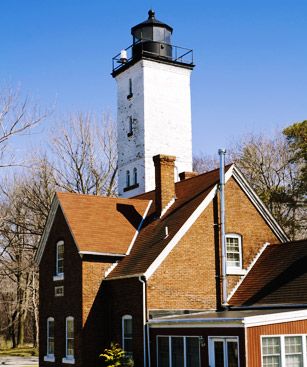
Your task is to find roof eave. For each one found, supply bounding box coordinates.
[34,194,60,265]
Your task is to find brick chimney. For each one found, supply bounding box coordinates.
[179,171,198,181]
[153,154,176,216]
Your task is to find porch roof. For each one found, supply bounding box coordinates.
[148,308,307,328]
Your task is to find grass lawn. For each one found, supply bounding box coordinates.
[0,346,38,357]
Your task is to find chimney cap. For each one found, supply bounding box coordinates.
[179,171,198,181]
[153,154,176,164]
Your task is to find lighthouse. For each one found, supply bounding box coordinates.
[112,10,195,197]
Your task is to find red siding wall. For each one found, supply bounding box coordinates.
[247,320,307,367]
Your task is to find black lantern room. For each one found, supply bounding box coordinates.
[112,10,193,76]
[131,10,173,59]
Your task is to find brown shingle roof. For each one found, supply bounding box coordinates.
[108,166,232,278]
[57,192,151,255]
[229,239,307,307]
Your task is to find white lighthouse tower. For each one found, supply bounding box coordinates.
[112,10,195,197]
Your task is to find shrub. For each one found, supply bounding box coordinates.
[99,343,134,367]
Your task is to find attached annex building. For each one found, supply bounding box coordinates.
[36,10,307,367]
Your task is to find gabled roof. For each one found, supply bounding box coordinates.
[36,163,289,274]
[108,167,223,279]
[35,192,151,263]
[229,239,307,307]
[108,164,288,279]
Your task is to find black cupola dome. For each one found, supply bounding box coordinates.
[131,10,173,59]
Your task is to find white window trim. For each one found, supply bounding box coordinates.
[208,336,240,367]
[225,233,243,274]
[44,355,55,362]
[261,334,307,367]
[64,316,75,364]
[54,285,64,297]
[53,273,64,281]
[122,315,133,355]
[54,240,64,280]
[44,317,55,362]
[62,357,75,364]
[156,335,201,367]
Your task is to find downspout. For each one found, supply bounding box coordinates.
[138,276,147,367]
[147,323,151,367]
[218,148,228,308]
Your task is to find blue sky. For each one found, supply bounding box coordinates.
[1,0,306,158]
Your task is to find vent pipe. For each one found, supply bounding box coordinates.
[218,148,228,307]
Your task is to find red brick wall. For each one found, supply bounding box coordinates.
[39,207,82,367]
[147,177,280,310]
[103,277,146,367]
[81,260,115,367]
[153,154,176,215]
[82,261,110,325]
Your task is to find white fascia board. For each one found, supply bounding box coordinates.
[232,166,289,242]
[144,185,218,279]
[227,242,270,302]
[35,194,59,265]
[243,309,307,328]
[126,200,153,255]
[225,164,234,182]
[79,251,126,257]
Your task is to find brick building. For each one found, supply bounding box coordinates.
[36,10,307,367]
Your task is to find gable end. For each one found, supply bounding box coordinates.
[232,166,289,243]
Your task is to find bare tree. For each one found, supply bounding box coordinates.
[50,112,117,196]
[0,161,55,347]
[0,112,118,347]
[0,86,47,168]
[193,152,225,173]
[229,133,306,239]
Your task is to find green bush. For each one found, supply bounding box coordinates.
[99,343,134,367]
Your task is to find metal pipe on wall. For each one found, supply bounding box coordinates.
[218,148,228,307]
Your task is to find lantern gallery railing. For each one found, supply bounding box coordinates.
[112,40,194,73]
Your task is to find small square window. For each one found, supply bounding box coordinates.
[55,286,64,297]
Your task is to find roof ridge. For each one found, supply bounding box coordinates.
[56,191,149,202]
[175,163,234,185]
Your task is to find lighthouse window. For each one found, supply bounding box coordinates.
[126,170,130,187]
[128,116,133,137]
[133,168,138,185]
[127,79,133,99]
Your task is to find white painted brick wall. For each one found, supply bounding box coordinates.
[115,59,193,197]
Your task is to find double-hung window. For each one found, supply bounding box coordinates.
[262,335,306,367]
[54,241,64,281]
[225,234,243,274]
[122,315,133,357]
[44,317,55,362]
[63,316,75,364]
